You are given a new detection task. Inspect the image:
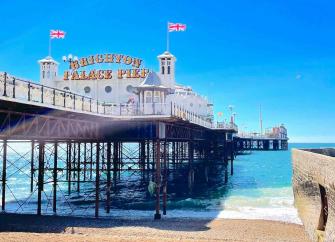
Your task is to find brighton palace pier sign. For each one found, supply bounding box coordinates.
[63,53,149,80]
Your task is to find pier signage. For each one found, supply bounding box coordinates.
[63,53,149,80]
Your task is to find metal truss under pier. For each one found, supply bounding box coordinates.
[0,98,237,219]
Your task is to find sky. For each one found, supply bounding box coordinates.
[0,0,334,142]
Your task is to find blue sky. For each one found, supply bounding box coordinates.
[0,0,334,142]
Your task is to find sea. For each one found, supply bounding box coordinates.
[2,142,334,224]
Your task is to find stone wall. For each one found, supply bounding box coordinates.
[292,148,335,242]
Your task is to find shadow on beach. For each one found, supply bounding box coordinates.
[0,213,213,233]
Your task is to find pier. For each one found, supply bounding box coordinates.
[0,71,240,219]
[0,67,287,218]
[234,136,288,153]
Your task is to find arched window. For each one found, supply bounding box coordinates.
[162,66,165,74]
[167,66,170,74]
[84,86,91,94]
[64,86,70,91]
[145,91,152,103]
[105,86,112,93]
[42,71,45,78]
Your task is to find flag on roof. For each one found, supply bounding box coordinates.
[168,23,187,32]
[50,30,66,39]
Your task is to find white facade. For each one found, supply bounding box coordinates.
[38,51,213,120]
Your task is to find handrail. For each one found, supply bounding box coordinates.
[0,72,229,130]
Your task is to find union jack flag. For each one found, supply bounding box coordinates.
[168,23,187,32]
[50,30,66,39]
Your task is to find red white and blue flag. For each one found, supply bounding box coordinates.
[168,23,187,32]
[50,30,66,39]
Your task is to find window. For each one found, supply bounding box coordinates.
[84,86,91,94]
[126,85,134,93]
[154,91,160,103]
[64,87,70,91]
[105,86,112,93]
[145,92,152,103]
[42,71,45,78]
[167,66,170,74]
[47,71,50,78]
[162,66,165,74]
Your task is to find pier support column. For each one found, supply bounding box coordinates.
[30,141,34,193]
[113,141,119,185]
[89,142,93,180]
[140,140,146,170]
[163,140,168,215]
[230,141,234,176]
[95,142,100,218]
[53,142,58,214]
[77,142,81,192]
[68,142,72,195]
[188,140,194,193]
[1,140,7,211]
[106,141,112,213]
[154,139,161,220]
[224,136,228,184]
[83,143,87,181]
[37,141,45,215]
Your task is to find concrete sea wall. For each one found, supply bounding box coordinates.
[292,148,335,242]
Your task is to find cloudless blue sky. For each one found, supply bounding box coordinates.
[1,0,334,142]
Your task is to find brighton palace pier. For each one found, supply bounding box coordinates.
[0,50,288,218]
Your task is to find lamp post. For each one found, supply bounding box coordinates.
[62,54,78,91]
[232,112,237,123]
[62,54,78,67]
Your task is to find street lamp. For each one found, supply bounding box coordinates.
[232,112,237,123]
[62,54,78,67]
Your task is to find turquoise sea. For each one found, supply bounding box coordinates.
[157,143,335,223]
[2,143,334,223]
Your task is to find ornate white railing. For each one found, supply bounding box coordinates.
[0,72,235,130]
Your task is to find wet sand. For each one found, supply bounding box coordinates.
[0,214,310,242]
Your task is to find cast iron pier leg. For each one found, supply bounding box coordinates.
[95,142,100,218]
[154,139,161,220]
[106,141,111,213]
[53,142,58,213]
[37,141,45,215]
[1,140,7,211]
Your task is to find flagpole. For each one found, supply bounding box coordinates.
[167,21,169,52]
[49,36,52,57]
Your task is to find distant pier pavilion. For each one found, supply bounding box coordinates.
[0,50,287,218]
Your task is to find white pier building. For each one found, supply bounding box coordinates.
[38,51,214,122]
